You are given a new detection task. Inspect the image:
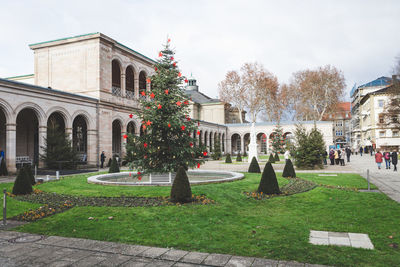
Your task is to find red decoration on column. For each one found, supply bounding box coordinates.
[176,101,182,106]
[123,134,128,139]
[150,92,155,99]
[158,104,162,109]
[129,114,133,118]
[197,130,200,135]
[197,162,201,168]
[159,52,163,57]
[184,79,188,83]
[144,143,148,148]
[178,72,182,77]
[146,78,151,83]
[164,89,169,95]
[181,125,186,131]
[203,151,207,156]
[141,91,146,96]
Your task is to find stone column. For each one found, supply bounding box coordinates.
[87,129,97,166]
[121,129,127,158]
[240,135,244,153]
[134,78,139,99]
[5,123,16,174]
[227,135,231,154]
[38,125,47,168]
[121,73,126,97]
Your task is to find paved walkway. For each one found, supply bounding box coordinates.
[0,230,326,267]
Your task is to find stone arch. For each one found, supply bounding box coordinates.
[0,106,7,157]
[231,133,241,154]
[46,107,71,129]
[0,98,13,123]
[127,121,136,135]
[112,119,122,156]
[71,110,93,130]
[47,112,66,134]
[112,59,122,95]
[16,107,40,165]
[14,102,46,126]
[72,115,87,155]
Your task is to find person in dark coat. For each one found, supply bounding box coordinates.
[323,150,328,165]
[100,151,106,168]
[345,147,351,162]
[329,149,335,165]
[392,150,398,172]
[359,147,363,156]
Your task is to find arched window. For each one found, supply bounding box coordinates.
[112,120,122,156]
[112,60,122,96]
[73,115,87,154]
[126,66,135,99]
[127,121,136,135]
[139,71,147,98]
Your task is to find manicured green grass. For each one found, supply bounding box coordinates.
[0,183,41,218]
[7,172,400,266]
[299,173,378,189]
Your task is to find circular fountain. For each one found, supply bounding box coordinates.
[87,170,244,186]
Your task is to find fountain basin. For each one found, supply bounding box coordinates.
[87,170,244,186]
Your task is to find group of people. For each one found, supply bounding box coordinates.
[374,150,398,171]
[328,147,352,166]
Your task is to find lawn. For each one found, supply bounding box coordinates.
[3,171,400,266]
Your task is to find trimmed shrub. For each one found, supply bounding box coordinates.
[12,167,33,195]
[108,156,120,173]
[170,166,192,203]
[274,153,280,162]
[225,153,232,163]
[248,157,261,173]
[0,157,8,176]
[236,152,242,162]
[107,158,112,167]
[257,162,280,195]
[24,164,36,185]
[268,153,275,163]
[282,159,296,178]
[243,150,247,157]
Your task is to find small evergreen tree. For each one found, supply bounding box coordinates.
[248,157,261,173]
[40,123,78,169]
[282,159,296,178]
[24,164,36,185]
[109,156,120,173]
[170,166,192,203]
[107,158,112,167]
[236,152,242,162]
[211,136,222,160]
[12,167,33,195]
[124,134,140,163]
[0,157,8,176]
[274,153,280,162]
[225,153,232,163]
[268,153,275,163]
[257,162,280,194]
[271,125,285,154]
[243,150,247,157]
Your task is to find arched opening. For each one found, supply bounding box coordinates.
[209,132,213,152]
[139,71,147,98]
[126,66,135,99]
[243,133,250,153]
[73,115,87,156]
[0,108,6,158]
[204,131,208,150]
[112,120,122,156]
[269,132,276,152]
[257,133,267,154]
[193,130,197,146]
[16,108,39,166]
[283,132,294,147]
[47,112,65,134]
[199,130,203,146]
[222,133,225,153]
[112,60,122,96]
[127,121,136,135]
[231,134,241,154]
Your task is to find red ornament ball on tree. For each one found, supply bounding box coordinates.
[197,163,201,168]
[185,79,188,83]
[155,66,158,71]
[173,62,176,67]
[170,56,174,60]
[197,130,200,135]
[203,151,207,156]
[189,142,193,147]
[129,114,133,118]
[168,123,171,128]
[143,143,148,148]
[150,92,155,99]
[181,125,186,131]
[123,134,128,139]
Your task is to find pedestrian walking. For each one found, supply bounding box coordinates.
[345,147,351,162]
[323,150,328,165]
[392,150,398,172]
[375,150,383,169]
[340,148,345,166]
[334,150,339,165]
[100,151,106,168]
[329,149,335,165]
[359,147,363,156]
[384,151,391,169]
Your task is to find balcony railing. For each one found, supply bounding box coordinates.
[126,90,135,99]
[112,86,122,97]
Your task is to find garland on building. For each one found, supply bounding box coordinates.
[270,124,285,154]
[127,39,205,173]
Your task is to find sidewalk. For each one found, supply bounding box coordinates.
[0,230,326,267]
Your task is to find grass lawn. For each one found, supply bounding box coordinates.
[4,171,400,266]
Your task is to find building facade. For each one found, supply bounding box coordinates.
[323,102,351,148]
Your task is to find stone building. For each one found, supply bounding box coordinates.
[0,32,333,173]
[323,102,351,148]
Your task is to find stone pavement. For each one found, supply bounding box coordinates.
[0,230,327,267]
[309,230,374,249]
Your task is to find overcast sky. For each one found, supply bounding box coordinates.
[1,0,399,100]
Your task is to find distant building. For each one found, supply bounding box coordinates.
[323,102,351,148]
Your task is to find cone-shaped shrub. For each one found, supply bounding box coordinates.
[243,150,247,157]
[236,152,242,162]
[282,159,296,178]
[12,167,33,195]
[225,153,232,163]
[257,162,280,195]
[24,164,36,185]
[268,153,275,163]
[108,156,120,173]
[170,166,192,203]
[107,158,112,167]
[248,157,261,173]
[274,153,280,162]
[0,157,8,176]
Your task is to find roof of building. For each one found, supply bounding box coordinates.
[350,76,392,97]
[28,32,156,64]
[225,120,332,127]
[185,89,221,104]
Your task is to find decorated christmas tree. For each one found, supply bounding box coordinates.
[129,39,204,173]
[271,124,285,154]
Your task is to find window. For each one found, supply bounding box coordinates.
[379,114,384,124]
[335,130,343,136]
[379,131,386,137]
[345,113,349,118]
[378,100,384,108]
[336,120,343,127]
[393,131,399,137]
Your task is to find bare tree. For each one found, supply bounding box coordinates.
[218,71,246,123]
[288,65,346,121]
